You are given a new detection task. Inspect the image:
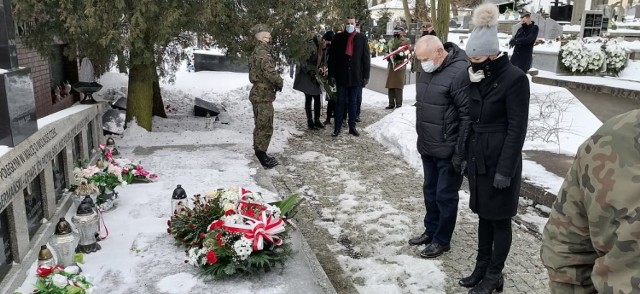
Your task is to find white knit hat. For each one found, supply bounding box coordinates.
[466,3,500,56]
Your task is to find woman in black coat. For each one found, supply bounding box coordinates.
[293,35,324,130]
[460,4,530,294]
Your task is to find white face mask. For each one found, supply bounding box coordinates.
[421,60,438,72]
[345,24,355,33]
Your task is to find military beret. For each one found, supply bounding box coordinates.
[251,24,272,35]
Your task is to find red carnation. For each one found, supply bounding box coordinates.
[245,209,255,217]
[224,210,234,216]
[167,220,171,226]
[199,232,206,239]
[187,212,192,217]
[208,220,224,231]
[206,251,218,264]
[216,233,224,246]
[167,228,172,234]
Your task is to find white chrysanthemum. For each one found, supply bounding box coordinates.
[51,274,68,288]
[233,237,253,260]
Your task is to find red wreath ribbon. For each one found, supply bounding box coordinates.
[223,211,285,251]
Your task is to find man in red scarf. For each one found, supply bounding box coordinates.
[328,16,370,137]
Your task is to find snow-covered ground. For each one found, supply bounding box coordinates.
[11,33,616,291]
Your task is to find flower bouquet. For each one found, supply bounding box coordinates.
[98,144,158,184]
[33,265,93,294]
[603,40,628,76]
[559,39,605,74]
[167,187,300,278]
[383,38,412,71]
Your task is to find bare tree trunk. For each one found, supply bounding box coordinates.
[152,79,167,118]
[451,2,458,17]
[430,0,437,22]
[402,0,412,27]
[416,0,429,23]
[435,0,450,42]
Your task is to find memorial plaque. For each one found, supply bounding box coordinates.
[24,175,44,238]
[0,209,12,280]
[0,68,38,147]
[52,151,66,203]
[87,121,94,152]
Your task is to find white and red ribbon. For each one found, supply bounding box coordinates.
[223,211,285,251]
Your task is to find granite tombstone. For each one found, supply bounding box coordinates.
[0,0,38,147]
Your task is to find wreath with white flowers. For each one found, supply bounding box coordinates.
[559,40,604,74]
[603,41,628,76]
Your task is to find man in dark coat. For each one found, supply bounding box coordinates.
[509,12,539,73]
[328,16,370,137]
[458,4,530,293]
[410,35,471,259]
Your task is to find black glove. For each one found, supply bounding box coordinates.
[493,173,511,189]
[508,39,515,48]
[451,157,467,176]
[362,78,369,86]
[275,85,282,92]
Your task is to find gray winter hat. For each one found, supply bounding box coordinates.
[466,3,500,57]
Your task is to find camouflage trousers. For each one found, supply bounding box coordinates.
[251,101,274,152]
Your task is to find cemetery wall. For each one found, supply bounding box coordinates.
[0,104,102,293]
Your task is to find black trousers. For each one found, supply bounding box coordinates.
[326,97,335,121]
[477,217,512,275]
[305,94,321,122]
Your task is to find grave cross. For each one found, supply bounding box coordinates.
[0,0,18,69]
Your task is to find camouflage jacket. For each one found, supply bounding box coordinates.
[248,42,283,103]
[540,109,640,294]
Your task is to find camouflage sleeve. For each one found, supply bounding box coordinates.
[541,110,640,293]
[259,52,284,90]
[540,148,599,293]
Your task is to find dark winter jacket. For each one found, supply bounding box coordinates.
[415,42,471,160]
[466,53,530,220]
[293,37,322,96]
[328,32,370,87]
[510,22,539,73]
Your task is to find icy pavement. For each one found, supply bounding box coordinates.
[271,108,549,293]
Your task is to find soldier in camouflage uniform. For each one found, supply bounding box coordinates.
[248,24,283,169]
[540,109,640,293]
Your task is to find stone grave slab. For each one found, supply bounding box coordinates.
[112,97,127,110]
[0,68,38,147]
[102,109,126,135]
[531,14,564,39]
[194,97,223,117]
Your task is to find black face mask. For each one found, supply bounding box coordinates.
[470,58,494,72]
[421,31,429,36]
[394,34,400,39]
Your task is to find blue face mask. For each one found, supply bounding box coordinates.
[421,60,438,72]
[345,24,355,33]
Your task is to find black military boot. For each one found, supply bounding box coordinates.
[314,120,325,129]
[459,259,489,288]
[255,150,278,169]
[469,273,504,294]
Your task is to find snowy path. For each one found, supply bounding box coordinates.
[272,108,549,293]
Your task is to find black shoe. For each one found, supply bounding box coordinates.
[314,120,325,129]
[385,105,395,109]
[331,130,340,137]
[307,120,318,130]
[355,117,361,122]
[324,118,331,125]
[469,274,504,294]
[419,243,450,258]
[255,151,278,169]
[408,234,432,246]
[396,104,402,108]
[459,261,489,288]
[348,128,360,136]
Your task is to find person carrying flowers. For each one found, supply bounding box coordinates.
[385,26,411,109]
